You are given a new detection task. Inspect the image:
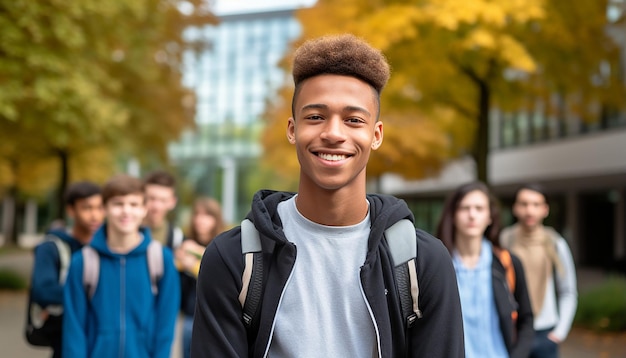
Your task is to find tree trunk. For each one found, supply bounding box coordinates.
[54,149,70,220]
[1,187,17,246]
[474,80,491,184]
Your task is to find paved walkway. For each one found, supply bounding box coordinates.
[1,249,625,357]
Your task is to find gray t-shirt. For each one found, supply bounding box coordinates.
[268,196,377,358]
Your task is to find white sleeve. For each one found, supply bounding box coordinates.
[552,237,578,341]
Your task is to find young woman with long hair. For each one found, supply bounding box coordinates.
[436,181,534,358]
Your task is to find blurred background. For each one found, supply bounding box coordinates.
[1,0,625,356]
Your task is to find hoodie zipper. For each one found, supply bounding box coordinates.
[119,257,126,358]
[261,244,297,358]
[359,267,382,358]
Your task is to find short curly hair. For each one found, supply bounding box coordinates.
[293,34,390,93]
[291,34,390,118]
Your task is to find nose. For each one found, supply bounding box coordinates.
[320,117,346,143]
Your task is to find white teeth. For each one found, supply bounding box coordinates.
[318,153,347,161]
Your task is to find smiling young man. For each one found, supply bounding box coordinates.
[191,34,464,358]
[62,174,180,358]
[500,184,577,358]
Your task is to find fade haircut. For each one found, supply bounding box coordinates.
[102,174,144,204]
[291,34,391,118]
[64,181,101,206]
[143,170,176,189]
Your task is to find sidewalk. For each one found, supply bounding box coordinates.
[2,249,625,357]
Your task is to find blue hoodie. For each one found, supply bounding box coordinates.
[62,225,180,358]
[31,228,84,307]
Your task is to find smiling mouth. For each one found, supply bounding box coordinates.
[317,152,349,161]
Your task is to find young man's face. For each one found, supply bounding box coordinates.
[67,194,104,234]
[513,188,549,231]
[287,74,383,192]
[144,184,177,226]
[105,194,147,236]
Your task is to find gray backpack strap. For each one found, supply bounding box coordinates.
[49,236,71,285]
[385,219,422,328]
[81,246,100,300]
[239,219,263,327]
[38,236,70,316]
[147,240,164,296]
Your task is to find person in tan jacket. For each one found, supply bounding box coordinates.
[500,183,578,358]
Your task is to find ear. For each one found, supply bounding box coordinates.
[66,205,76,220]
[371,121,383,150]
[287,117,296,144]
[543,203,550,219]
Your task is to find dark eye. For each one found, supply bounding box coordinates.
[346,117,363,124]
[307,114,323,120]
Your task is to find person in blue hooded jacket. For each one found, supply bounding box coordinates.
[62,174,180,358]
[29,181,104,358]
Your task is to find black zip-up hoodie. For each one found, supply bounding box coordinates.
[192,190,465,358]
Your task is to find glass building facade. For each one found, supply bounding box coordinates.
[168,8,302,223]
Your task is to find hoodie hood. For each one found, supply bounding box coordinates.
[46,227,84,251]
[246,189,414,249]
[89,224,153,258]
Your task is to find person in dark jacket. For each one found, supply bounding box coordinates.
[29,181,104,358]
[191,34,464,358]
[175,197,225,358]
[62,174,180,358]
[436,181,534,358]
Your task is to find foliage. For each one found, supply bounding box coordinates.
[262,0,625,183]
[0,0,217,199]
[0,268,27,290]
[575,276,626,332]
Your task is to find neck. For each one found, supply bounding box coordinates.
[106,227,142,253]
[295,185,368,226]
[196,233,211,245]
[72,226,93,245]
[454,234,483,268]
[145,217,166,229]
[519,223,544,236]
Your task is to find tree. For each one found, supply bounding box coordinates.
[0,0,216,231]
[264,0,624,184]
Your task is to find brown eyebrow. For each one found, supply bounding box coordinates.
[300,103,371,118]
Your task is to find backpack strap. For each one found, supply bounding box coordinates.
[81,241,164,299]
[81,246,100,300]
[493,247,518,323]
[239,219,263,327]
[385,219,422,328]
[48,235,71,285]
[147,240,164,295]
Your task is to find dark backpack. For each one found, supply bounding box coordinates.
[238,219,422,329]
[25,235,71,347]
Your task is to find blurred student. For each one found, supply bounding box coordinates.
[27,181,104,358]
[143,169,184,249]
[175,197,225,358]
[437,181,534,358]
[62,174,180,358]
[500,184,577,358]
